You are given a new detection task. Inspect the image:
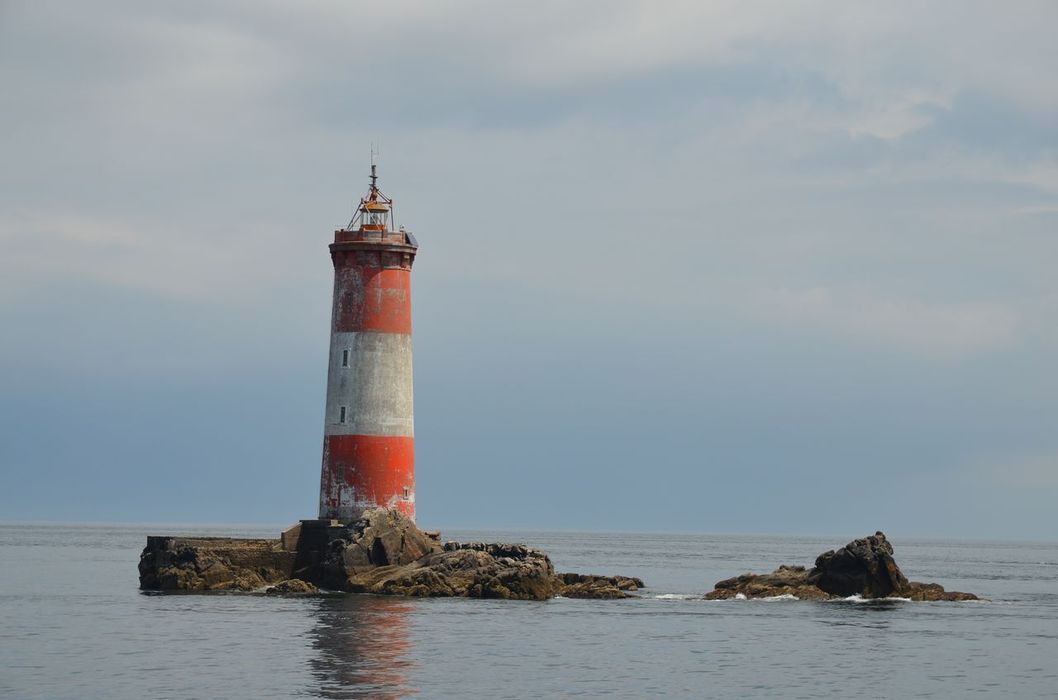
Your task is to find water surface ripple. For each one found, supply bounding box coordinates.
[1,524,1055,698]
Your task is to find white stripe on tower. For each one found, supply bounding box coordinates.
[323,332,414,437]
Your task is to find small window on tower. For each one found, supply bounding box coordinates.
[341,349,349,367]
[402,486,410,501]
[339,406,347,424]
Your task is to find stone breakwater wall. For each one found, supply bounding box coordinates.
[139,508,643,600]
[138,536,297,592]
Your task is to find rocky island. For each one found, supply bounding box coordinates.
[704,531,979,601]
[139,508,643,600]
[141,521,978,602]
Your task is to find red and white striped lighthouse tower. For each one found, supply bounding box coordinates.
[319,164,418,522]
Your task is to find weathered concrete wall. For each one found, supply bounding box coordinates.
[323,332,413,436]
[138,536,297,591]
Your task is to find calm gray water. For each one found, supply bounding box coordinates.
[1,523,1056,699]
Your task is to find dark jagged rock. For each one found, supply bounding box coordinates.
[139,508,643,600]
[808,531,908,597]
[704,531,979,602]
[340,508,444,570]
[317,508,444,589]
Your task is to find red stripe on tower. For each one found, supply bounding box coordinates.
[333,266,412,334]
[319,164,419,522]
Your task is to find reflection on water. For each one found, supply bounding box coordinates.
[308,596,419,699]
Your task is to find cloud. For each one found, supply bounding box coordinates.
[0,212,305,304]
[753,287,1020,356]
[1,1,1057,531]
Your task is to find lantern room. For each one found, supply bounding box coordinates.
[346,163,394,233]
[360,199,389,231]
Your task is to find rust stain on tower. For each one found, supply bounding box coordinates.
[319,164,419,522]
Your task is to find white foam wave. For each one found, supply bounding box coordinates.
[826,594,912,603]
[722,593,799,602]
[653,593,698,600]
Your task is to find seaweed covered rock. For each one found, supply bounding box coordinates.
[319,514,643,600]
[558,573,647,599]
[334,542,561,599]
[900,582,980,602]
[704,565,832,601]
[311,513,641,599]
[704,532,978,602]
[142,509,643,604]
[325,537,644,600]
[264,579,319,595]
[140,508,644,600]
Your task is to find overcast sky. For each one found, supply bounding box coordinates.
[1,1,1056,538]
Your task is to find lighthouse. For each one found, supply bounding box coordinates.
[318,165,419,523]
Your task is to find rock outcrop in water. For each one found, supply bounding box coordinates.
[704,532,978,601]
[139,508,643,600]
[264,578,319,595]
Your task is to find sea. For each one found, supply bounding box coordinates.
[1,523,1056,699]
